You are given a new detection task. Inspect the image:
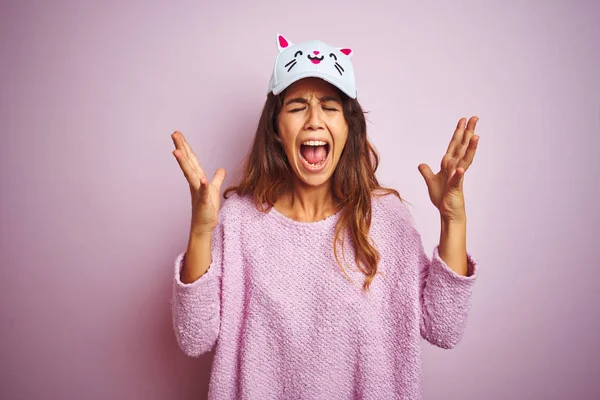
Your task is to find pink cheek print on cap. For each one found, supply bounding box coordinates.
[267,33,357,99]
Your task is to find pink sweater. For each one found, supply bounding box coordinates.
[172,192,478,399]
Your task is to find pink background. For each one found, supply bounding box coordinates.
[1,1,599,399]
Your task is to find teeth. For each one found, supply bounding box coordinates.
[302,140,328,146]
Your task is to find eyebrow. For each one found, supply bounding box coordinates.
[284,96,342,106]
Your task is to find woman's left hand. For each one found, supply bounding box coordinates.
[418,116,480,222]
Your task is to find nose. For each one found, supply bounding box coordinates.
[305,104,324,131]
[313,51,320,55]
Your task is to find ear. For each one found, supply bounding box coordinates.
[337,48,353,58]
[277,33,293,52]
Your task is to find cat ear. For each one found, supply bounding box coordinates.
[276,33,293,52]
[337,48,353,58]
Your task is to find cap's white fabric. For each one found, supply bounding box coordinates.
[268,33,357,99]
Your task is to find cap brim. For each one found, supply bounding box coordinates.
[272,71,357,99]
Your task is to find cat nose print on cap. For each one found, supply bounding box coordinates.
[307,50,325,65]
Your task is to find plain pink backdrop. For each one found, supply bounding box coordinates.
[1,1,599,399]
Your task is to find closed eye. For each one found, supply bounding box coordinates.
[329,53,337,60]
[288,106,338,113]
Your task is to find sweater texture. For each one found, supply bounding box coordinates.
[172,192,478,399]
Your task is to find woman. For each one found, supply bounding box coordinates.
[170,34,480,399]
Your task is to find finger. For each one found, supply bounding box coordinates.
[451,116,479,160]
[456,120,476,160]
[458,135,479,170]
[171,131,187,154]
[440,153,458,178]
[418,163,435,184]
[446,118,466,158]
[464,116,479,139]
[180,136,206,179]
[199,175,211,203]
[211,168,227,191]
[459,116,478,152]
[171,131,205,180]
[173,149,200,189]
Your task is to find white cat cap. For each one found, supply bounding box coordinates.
[268,33,357,99]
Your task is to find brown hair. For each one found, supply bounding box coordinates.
[223,89,406,292]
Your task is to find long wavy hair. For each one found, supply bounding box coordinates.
[223,88,406,292]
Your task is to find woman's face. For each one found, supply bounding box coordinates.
[277,78,349,188]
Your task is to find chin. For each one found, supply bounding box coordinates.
[294,163,336,188]
[300,176,330,187]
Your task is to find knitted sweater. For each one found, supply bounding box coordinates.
[171,192,478,399]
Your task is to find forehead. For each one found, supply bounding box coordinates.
[283,78,340,100]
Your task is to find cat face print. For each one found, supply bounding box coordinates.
[268,33,357,99]
[277,34,352,76]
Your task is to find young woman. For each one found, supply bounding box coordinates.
[170,34,480,399]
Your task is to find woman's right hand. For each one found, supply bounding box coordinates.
[171,131,226,235]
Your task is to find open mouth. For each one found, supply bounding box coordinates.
[299,141,330,169]
[307,55,324,64]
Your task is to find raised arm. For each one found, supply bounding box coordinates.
[170,130,227,356]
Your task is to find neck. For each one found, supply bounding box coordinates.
[277,179,340,222]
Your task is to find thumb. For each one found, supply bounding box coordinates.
[418,164,435,184]
[211,168,227,191]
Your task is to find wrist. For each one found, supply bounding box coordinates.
[440,213,466,226]
[189,227,214,239]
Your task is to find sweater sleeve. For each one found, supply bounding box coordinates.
[415,230,479,349]
[171,221,224,357]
